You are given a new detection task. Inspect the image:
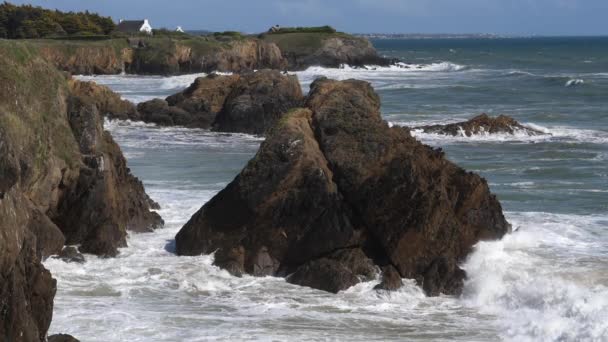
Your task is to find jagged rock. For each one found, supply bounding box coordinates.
[213,70,304,135]
[1,189,56,342]
[261,33,391,70]
[374,266,403,291]
[56,97,163,256]
[416,113,545,137]
[68,79,137,121]
[176,78,510,295]
[48,334,80,342]
[166,73,240,114]
[27,206,65,259]
[138,70,303,134]
[1,41,163,340]
[54,246,86,264]
[288,248,377,293]
[136,98,207,127]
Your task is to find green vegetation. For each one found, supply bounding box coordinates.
[0,1,115,39]
[0,40,80,171]
[267,26,337,34]
[212,31,246,40]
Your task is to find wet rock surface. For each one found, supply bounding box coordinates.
[137,70,304,134]
[176,78,510,294]
[416,113,546,137]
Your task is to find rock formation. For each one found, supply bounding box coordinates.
[416,113,545,137]
[33,33,390,75]
[175,78,511,295]
[1,40,161,341]
[262,33,390,70]
[137,70,304,134]
[68,79,137,121]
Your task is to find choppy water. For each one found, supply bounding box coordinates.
[47,37,608,341]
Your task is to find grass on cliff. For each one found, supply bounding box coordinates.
[27,38,130,56]
[0,40,80,172]
[261,31,355,54]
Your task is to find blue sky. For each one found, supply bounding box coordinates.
[11,0,608,35]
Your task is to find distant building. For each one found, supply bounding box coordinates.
[268,24,280,33]
[176,26,184,33]
[116,19,153,35]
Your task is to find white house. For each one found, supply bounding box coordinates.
[116,19,153,35]
[176,26,184,33]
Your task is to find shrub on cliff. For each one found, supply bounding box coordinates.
[0,1,115,39]
[267,25,337,34]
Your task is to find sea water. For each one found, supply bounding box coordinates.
[46,37,608,341]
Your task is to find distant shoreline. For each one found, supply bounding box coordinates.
[354,33,608,39]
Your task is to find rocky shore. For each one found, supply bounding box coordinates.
[0,41,161,341]
[175,78,511,295]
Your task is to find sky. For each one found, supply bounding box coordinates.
[10,0,608,36]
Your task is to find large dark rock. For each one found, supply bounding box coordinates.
[56,97,163,256]
[176,78,510,295]
[416,113,545,137]
[1,190,56,342]
[213,70,304,135]
[137,70,304,134]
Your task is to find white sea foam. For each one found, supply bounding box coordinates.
[565,78,585,87]
[462,212,608,342]
[392,120,608,145]
[76,73,209,103]
[292,62,469,90]
[52,64,608,341]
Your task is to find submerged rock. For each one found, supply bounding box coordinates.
[54,246,86,264]
[374,266,404,291]
[175,78,510,295]
[138,70,304,134]
[416,113,545,137]
[48,334,80,342]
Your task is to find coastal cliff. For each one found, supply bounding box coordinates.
[0,41,161,341]
[175,78,511,295]
[29,32,389,75]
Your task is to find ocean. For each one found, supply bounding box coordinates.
[45,37,608,341]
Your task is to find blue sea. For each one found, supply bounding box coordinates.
[45,37,608,341]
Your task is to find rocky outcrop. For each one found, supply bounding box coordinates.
[124,39,287,75]
[416,113,545,137]
[262,33,391,70]
[175,78,510,295]
[54,95,163,256]
[137,70,304,134]
[68,79,137,121]
[1,41,161,340]
[213,70,304,135]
